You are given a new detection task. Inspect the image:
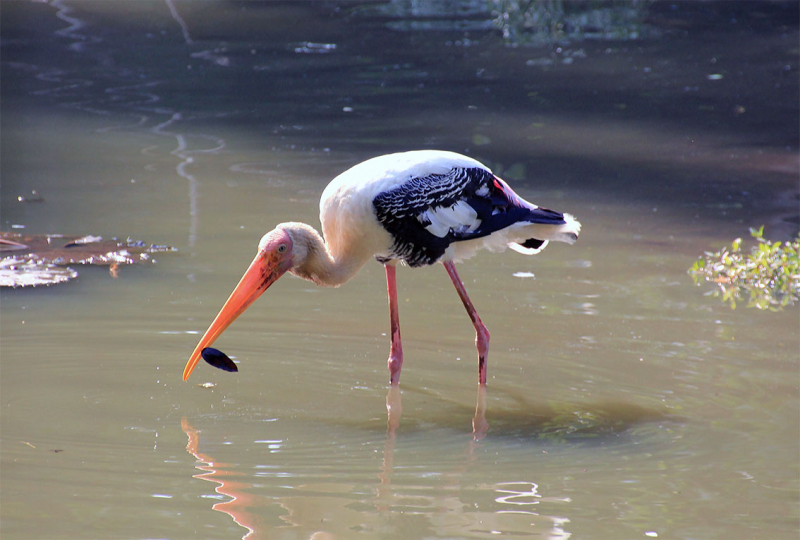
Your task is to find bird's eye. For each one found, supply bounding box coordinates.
[277,244,287,253]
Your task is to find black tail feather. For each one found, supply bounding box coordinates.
[519,237,546,250]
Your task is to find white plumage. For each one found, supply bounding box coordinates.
[184,150,581,387]
[320,149,579,267]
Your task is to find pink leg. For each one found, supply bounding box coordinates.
[443,261,490,385]
[385,265,403,385]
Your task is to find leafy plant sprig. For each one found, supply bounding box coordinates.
[689,226,800,310]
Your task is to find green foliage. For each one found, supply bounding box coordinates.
[490,0,652,46]
[689,227,800,311]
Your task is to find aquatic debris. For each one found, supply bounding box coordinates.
[0,232,176,288]
[17,190,44,203]
[201,347,238,373]
[0,257,78,287]
[689,226,800,310]
[290,41,337,54]
[490,0,655,46]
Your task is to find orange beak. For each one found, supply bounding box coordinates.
[183,249,290,381]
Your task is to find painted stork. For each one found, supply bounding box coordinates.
[182,150,580,385]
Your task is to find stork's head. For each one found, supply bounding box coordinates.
[182,227,296,381]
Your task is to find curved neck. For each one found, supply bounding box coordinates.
[283,222,370,288]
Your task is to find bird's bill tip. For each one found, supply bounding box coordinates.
[182,251,288,381]
[183,348,203,381]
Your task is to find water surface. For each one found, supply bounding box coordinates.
[1,2,798,539]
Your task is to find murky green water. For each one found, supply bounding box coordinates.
[1,1,798,539]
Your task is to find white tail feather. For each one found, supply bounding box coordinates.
[509,240,549,255]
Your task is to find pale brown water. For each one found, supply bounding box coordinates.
[1,1,798,539]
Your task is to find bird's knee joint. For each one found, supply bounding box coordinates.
[476,326,490,345]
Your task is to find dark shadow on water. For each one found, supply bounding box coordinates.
[480,399,670,445]
[330,384,677,447]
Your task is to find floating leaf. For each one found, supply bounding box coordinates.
[0,232,176,287]
[0,257,77,287]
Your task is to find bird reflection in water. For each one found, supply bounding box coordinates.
[377,384,489,518]
[181,385,486,538]
[382,384,488,440]
[181,417,265,539]
[182,388,662,538]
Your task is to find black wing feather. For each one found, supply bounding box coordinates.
[373,168,566,267]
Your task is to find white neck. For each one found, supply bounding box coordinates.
[280,222,370,288]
